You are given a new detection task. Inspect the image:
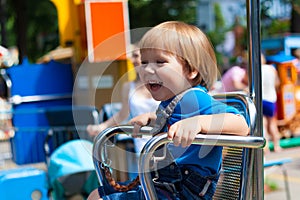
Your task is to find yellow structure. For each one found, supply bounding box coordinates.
[51,0,135,108]
[50,0,84,63]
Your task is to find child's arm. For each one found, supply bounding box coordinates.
[168,113,249,147]
[87,83,131,136]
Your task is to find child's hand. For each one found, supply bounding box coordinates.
[130,112,156,137]
[168,117,201,148]
[86,124,107,136]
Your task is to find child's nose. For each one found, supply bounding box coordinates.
[144,63,156,73]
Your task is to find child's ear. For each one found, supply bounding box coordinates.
[187,70,198,80]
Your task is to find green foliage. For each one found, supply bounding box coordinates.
[4,15,16,47]
[207,3,226,45]
[128,0,197,28]
[268,20,290,36]
[214,3,225,32]
[206,3,226,68]
[264,177,279,191]
[1,0,16,47]
[26,0,59,61]
[260,0,290,37]
[4,0,58,62]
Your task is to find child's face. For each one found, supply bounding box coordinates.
[139,49,194,101]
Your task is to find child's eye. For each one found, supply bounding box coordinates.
[157,60,166,64]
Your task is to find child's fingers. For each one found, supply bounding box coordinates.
[168,123,177,140]
[132,122,142,137]
[168,123,183,146]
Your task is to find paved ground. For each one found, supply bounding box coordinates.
[264,146,300,200]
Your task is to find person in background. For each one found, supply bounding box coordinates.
[0,78,13,140]
[86,44,159,137]
[219,64,248,93]
[261,54,282,153]
[216,19,246,69]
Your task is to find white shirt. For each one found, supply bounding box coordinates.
[262,64,278,103]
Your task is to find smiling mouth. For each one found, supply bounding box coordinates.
[148,81,163,91]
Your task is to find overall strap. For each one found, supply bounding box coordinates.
[150,87,205,135]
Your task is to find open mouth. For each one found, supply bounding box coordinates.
[148,81,163,91]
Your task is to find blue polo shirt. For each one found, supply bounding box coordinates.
[159,85,241,176]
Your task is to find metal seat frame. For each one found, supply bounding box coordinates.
[92,93,265,200]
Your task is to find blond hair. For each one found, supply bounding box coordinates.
[139,21,217,90]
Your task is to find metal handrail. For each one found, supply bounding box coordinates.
[93,125,153,164]
[138,132,265,200]
[92,125,265,199]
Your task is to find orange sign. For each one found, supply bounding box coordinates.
[85,0,130,62]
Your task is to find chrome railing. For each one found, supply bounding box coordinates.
[92,125,265,199]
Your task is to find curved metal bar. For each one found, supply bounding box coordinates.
[138,132,265,200]
[93,124,265,166]
[92,125,265,199]
[213,92,257,133]
[92,125,153,185]
[93,125,152,162]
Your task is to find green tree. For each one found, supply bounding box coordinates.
[128,0,197,28]
[206,3,227,69]
[128,0,198,43]
[5,0,58,63]
[261,0,300,37]
[207,3,226,46]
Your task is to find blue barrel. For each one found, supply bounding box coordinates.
[6,58,73,164]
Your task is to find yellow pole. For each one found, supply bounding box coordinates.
[50,0,82,63]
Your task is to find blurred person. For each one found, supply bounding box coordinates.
[0,78,13,140]
[219,64,248,93]
[261,54,282,153]
[219,24,245,58]
[216,21,246,68]
[86,44,160,149]
[0,46,19,67]
[292,48,300,60]
[86,44,159,136]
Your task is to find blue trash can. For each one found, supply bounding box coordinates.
[6,58,73,164]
